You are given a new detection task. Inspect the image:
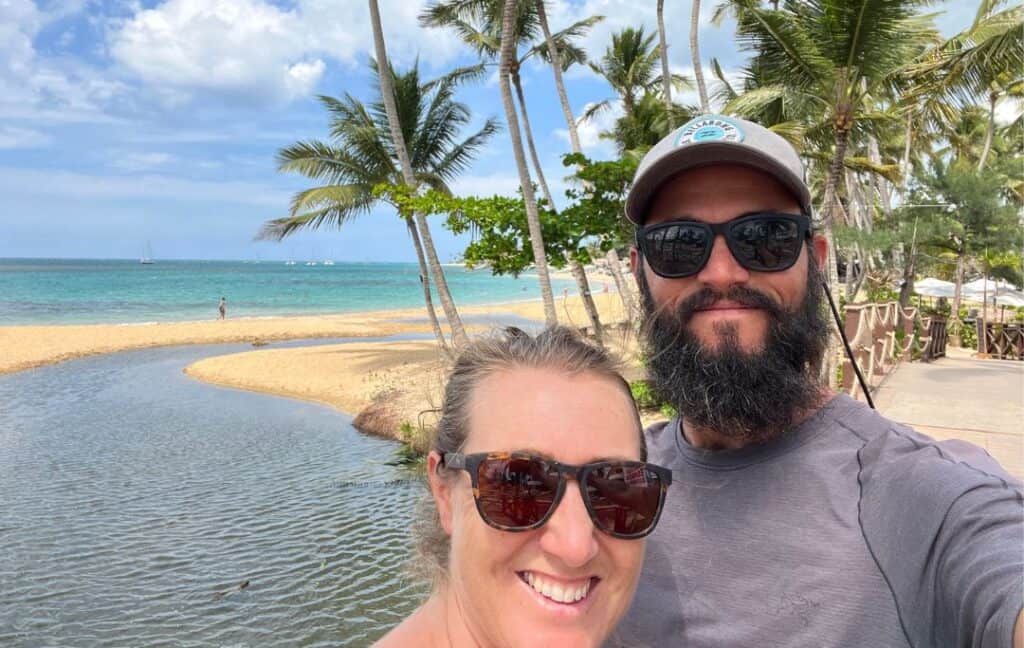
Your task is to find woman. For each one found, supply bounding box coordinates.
[376,326,672,647]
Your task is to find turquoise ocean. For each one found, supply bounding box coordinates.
[0,258,577,326]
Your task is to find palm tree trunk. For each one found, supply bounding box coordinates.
[512,69,555,207]
[568,257,603,345]
[407,218,451,357]
[606,248,639,320]
[900,112,913,199]
[952,246,966,323]
[689,0,709,112]
[819,126,850,389]
[977,90,997,171]
[657,0,675,122]
[368,0,469,348]
[536,0,582,153]
[500,0,557,326]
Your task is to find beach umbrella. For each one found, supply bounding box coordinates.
[994,291,1024,308]
[914,277,956,298]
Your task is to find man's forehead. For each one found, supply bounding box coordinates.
[644,164,802,222]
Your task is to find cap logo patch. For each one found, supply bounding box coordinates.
[675,116,744,146]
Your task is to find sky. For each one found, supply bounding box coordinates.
[0,0,984,262]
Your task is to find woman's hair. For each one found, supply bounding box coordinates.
[411,325,644,586]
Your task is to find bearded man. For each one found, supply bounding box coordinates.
[611,115,1023,648]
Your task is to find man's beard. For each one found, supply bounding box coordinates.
[639,255,829,444]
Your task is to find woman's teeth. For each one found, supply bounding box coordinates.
[522,572,591,604]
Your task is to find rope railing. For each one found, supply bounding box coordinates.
[840,301,942,401]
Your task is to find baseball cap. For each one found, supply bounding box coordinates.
[624,114,811,225]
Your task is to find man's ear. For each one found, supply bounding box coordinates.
[427,451,454,535]
[629,246,640,277]
[811,234,828,270]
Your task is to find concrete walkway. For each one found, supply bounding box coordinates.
[871,347,1024,478]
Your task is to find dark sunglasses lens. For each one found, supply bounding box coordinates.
[584,463,665,537]
[728,216,802,272]
[642,223,709,277]
[476,456,560,529]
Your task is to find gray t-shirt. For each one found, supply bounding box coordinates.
[611,394,1023,647]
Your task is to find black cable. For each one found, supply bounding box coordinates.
[822,280,875,409]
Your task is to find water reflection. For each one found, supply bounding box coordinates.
[0,343,426,646]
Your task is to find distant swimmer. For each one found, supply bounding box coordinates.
[218,297,226,320]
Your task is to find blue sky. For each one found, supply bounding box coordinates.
[0,0,981,262]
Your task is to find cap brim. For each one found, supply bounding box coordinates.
[625,142,812,225]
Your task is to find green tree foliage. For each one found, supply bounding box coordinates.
[375,154,638,276]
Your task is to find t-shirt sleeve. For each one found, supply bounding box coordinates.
[857,427,1024,648]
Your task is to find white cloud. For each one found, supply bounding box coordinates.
[110,151,175,171]
[554,100,620,158]
[0,126,53,149]
[450,172,524,198]
[108,0,464,107]
[0,0,125,122]
[0,166,289,207]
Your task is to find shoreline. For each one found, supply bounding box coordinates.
[0,292,638,442]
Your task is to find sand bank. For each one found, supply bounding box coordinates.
[0,292,631,376]
[181,293,640,441]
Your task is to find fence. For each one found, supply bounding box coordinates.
[977,322,1024,360]
[840,302,944,398]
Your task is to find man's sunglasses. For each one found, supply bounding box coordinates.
[442,451,672,539]
[635,212,812,278]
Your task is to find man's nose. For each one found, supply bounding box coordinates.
[696,234,750,289]
[538,482,600,568]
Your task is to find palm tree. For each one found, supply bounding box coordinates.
[259,57,497,352]
[420,0,599,207]
[907,0,1023,171]
[498,0,557,324]
[657,0,675,123]
[690,0,710,112]
[423,0,602,330]
[585,27,668,123]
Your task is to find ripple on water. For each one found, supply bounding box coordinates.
[0,344,429,647]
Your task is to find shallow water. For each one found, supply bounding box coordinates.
[0,342,427,646]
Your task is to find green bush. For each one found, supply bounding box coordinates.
[629,380,662,410]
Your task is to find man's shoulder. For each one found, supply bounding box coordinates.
[642,418,678,465]
[828,394,1021,509]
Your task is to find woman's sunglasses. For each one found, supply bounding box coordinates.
[635,212,812,278]
[442,451,672,539]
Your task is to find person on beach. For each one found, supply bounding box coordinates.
[375,326,672,647]
[218,297,226,320]
[614,114,1024,647]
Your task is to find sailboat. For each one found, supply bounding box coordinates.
[139,241,154,265]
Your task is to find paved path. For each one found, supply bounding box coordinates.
[871,347,1023,478]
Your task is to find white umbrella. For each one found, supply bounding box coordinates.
[913,277,956,298]
[994,291,1024,308]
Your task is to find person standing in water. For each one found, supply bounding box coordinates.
[218,297,226,320]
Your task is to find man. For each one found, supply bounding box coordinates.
[612,115,1023,647]
[219,296,226,320]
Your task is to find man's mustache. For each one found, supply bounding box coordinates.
[671,286,784,325]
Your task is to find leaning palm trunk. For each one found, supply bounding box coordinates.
[818,127,851,389]
[690,0,709,112]
[512,70,555,209]
[368,0,469,348]
[536,0,581,154]
[977,90,997,171]
[657,0,675,122]
[500,0,557,326]
[606,248,640,321]
[407,218,451,357]
[568,258,603,345]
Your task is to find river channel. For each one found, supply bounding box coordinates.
[0,340,428,647]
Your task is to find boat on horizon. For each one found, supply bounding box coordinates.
[139,241,154,265]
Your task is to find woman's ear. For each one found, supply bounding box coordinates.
[427,451,454,535]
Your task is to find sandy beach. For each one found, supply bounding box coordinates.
[1,291,639,441]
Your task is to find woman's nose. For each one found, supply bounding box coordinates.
[538,481,600,568]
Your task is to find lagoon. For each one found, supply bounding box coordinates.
[0,341,425,646]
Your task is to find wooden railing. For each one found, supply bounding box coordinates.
[840,302,940,398]
[977,321,1024,360]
